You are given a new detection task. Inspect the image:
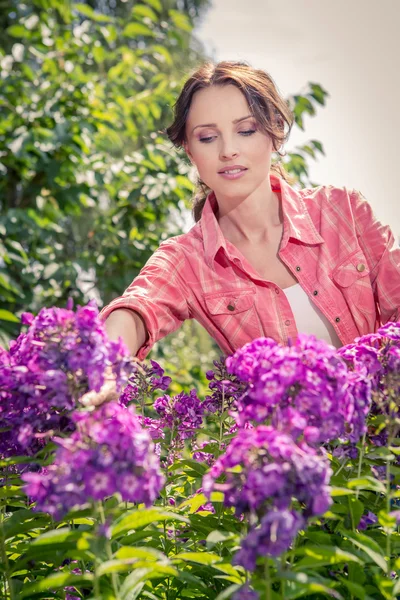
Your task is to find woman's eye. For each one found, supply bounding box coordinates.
[239,129,256,136]
[199,129,256,143]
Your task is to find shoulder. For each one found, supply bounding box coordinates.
[157,222,203,255]
[300,183,360,205]
[301,184,367,217]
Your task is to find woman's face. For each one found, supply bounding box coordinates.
[184,84,274,200]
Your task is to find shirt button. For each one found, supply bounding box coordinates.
[335,317,340,323]
[227,304,235,311]
[285,319,291,326]
[296,266,301,272]
[275,288,280,294]
[356,263,366,272]
[313,290,318,296]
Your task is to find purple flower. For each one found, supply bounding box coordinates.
[358,511,378,530]
[22,402,164,519]
[119,359,171,408]
[203,357,245,414]
[154,389,204,441]
[203,426,332,518]
[232,584,260,600]
[235,510,304,570]
[227,334,371,444]
[0,301,132,458]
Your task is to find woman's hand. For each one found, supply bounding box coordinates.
[79,366,119,407]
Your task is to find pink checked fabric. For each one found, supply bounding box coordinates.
[99,173,400,360]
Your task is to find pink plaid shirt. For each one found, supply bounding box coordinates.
[99,173,400,360]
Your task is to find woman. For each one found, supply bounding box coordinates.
[100,60,400,364]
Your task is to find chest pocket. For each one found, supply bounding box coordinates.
[204,287,256,315]
[202,287,261,348]
[331,249,375,315]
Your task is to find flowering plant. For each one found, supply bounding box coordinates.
[1,303,400,600]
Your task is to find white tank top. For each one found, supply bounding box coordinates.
[283,284,342,349]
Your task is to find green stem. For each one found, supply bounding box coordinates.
[265,558,271,600]
[0,505,14,600]
[386,438,392,566]
[219,383,225,451]
[356,432,367,500]
[97,501,120,597]
[93,567,101,600]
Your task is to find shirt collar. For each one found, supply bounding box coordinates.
[200,172,324,268]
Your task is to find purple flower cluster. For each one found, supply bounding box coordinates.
[203,425,332,519]
[0,300,131,457]
[226,334,371,444]
[203,424,331,567]
[22,402,164,519]
[154,389,204,441]
[338,323,400,437]
[235,509,305,571]
[119,359,171,407]
[203,357,245,414]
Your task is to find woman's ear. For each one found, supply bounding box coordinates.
[183,141,195,166]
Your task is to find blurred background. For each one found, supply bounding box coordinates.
[0,0,399,391]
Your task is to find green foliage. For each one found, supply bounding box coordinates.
[1,398,400,598]
[0,0,329,379]
[0,0,206,347]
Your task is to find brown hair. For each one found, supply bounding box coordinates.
[165,60,295,222]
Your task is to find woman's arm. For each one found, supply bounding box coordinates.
[104,308,148,357]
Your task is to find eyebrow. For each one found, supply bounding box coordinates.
[191,114,254,134]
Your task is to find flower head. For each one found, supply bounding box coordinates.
[235,509,304,570]
[22,402,164,519]
[203,425,332,519]
[1,301,131,457]
[227,334,371,443]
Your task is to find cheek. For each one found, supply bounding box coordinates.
[192,146,217,173]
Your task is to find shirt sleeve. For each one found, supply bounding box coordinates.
[99,239,191,361]
[350,189,400,324]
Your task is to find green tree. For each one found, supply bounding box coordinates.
[0,0,208,345]
[0,0,329,382]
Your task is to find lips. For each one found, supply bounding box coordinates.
[218,165,248,174]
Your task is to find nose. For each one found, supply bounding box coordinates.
[219,137,239,161]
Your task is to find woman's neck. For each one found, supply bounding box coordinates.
[216,183,282,245]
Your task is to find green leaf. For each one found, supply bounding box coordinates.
[337,576,373,600]
[4,509,51,540]
[310,139,325,154]
[294,545,363,569]
[331,487,357,496]
[132,4,158,21]
[173,551,222,566]
[280,572,344,599]
[347,477,386,493]
[7,25,31,38]
[123,23,155,38]
[215,585,242,600]
[348,497,364,529]
[143,0,162,13]
[343,530,388,573]
[73,3,113,22]
[112,508,189,538]
[30,527,83,547]
[178,492,208,513]
[0,309,20,323]
[168,10,192,33]
[309,83,329,105]
[119,566,178,599]
[19,572,94,597]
